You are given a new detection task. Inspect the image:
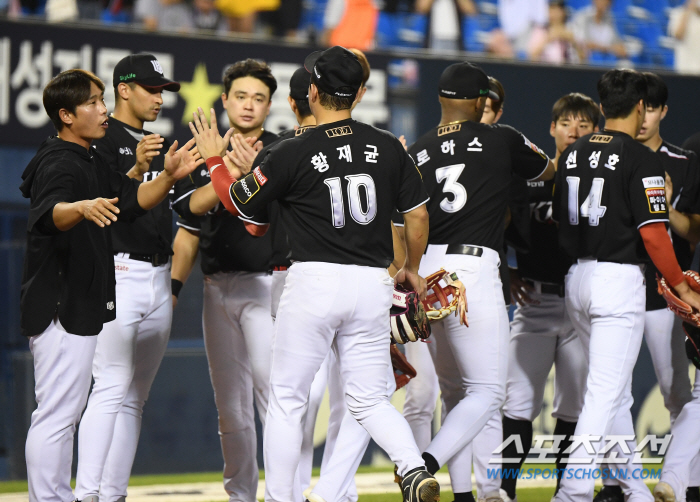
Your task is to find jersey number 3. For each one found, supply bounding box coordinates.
[436,163,467,213]
[566,176,607,226]
[324,175,378,228]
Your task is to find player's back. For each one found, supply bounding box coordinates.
[554,130,667,264]
[408,121,549,250]
[252,118,426,269]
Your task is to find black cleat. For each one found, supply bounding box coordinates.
[687,487,700,502]
[593,486,624,502]
[401,467,440,502]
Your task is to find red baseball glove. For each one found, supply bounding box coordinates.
[423,269,468,325]
[657,270,700,326]
[390,344,417,390]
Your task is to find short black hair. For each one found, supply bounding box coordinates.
[311,74,354,111]
[294,97,312,118]
[597,69,647,119]
[552,92,601,125]
[643,72,668,109]
[43,69,105,132]
[223,59,277,99]
[488,77,505,114]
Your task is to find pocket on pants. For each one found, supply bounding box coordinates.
[291,266,341,318]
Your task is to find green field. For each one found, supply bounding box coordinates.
[0,463,662,500]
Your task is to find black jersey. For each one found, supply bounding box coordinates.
[173,130,278,275]
[407,121,549,251]
[516,178,572,285]
[92,116,178,256]
[553,130,669,264]
[645,142,700,310]
[20,137,144,337]
[252,126,316,268]
[225,118,428,268]
[683,131,700,159]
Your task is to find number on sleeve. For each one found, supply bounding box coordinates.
[566,176,607,226]
[325,174,378,228]
[436,163,467,213]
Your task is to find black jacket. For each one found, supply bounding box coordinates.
[19,137,144,337]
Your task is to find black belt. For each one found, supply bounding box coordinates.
[524,279,565,297]
[446,244,483,257]
[116,252,170,267]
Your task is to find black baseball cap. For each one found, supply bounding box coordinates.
[289,67,311,100]
[304,46,363,99]
[113,53,180,92]
[439,62,499,101]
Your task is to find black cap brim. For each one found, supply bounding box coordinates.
[136,76,181,92]
[488,90,500,101]
[304,51,322,75]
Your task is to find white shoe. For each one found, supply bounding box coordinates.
[653,482,676,502]
[307,493,327,502]
[479,490,504,502]
[499,488,516,502]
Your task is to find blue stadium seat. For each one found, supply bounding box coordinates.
[566,0,590,11]
[462,14,498,53]
[298,0,328,34]
[101,8,131,23]
[376,12,427,48]
[588,50,619,66]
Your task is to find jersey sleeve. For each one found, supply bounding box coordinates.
[392,209,405,227]
[108,169,146,221]
[677,152,700,215]
[629,149,669,229]
[176,214,201,233]
[171,173,198,221]
[226,147,291,219]
[396,147,429,213]
[498,125,550,180]
[27,159,78,234]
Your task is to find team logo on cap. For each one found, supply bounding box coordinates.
[151,60,164,74]
[120,73,136,81]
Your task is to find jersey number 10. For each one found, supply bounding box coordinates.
[324,174,378,228]
[566,176,607,226]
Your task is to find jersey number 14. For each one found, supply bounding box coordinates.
[566,176,607,226]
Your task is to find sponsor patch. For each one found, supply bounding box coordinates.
[642,176,665,188]
[296,126,312,136]
[523,135,547,159]
[645,188,667,213]
[326,125,353,138]
[232,173,260,204]
[115,264,130,272]
[253,166,268,186]
[438,123,461,136]
[589,134,613,143]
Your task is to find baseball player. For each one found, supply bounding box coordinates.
[20,68,199,502]
[172,59,278,502]
[684,132,700,159]
[189,45,440,502]
[72,54,195,502]
[595,72,700,502]
[500,93,598,502]
[551,68,700,502]
[408,61,555,502]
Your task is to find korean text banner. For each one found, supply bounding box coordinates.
[0,19,390,146]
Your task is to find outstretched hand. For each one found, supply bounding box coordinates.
[189,107,234,161]
[163,138,203,180]
[226,134,262,176]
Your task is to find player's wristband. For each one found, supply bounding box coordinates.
[172,279,184,298]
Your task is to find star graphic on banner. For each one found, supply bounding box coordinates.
[178,63,223,125]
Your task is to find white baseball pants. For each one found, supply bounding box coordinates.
[75,258,172,502]
[204,271,273,502]
[421,245,509,475]
[263,262,424,502]
[504,290,587,423]
[659,368,700,501]
[554,260,646,502]
[25,318,97,502]
[403,339,439,451]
